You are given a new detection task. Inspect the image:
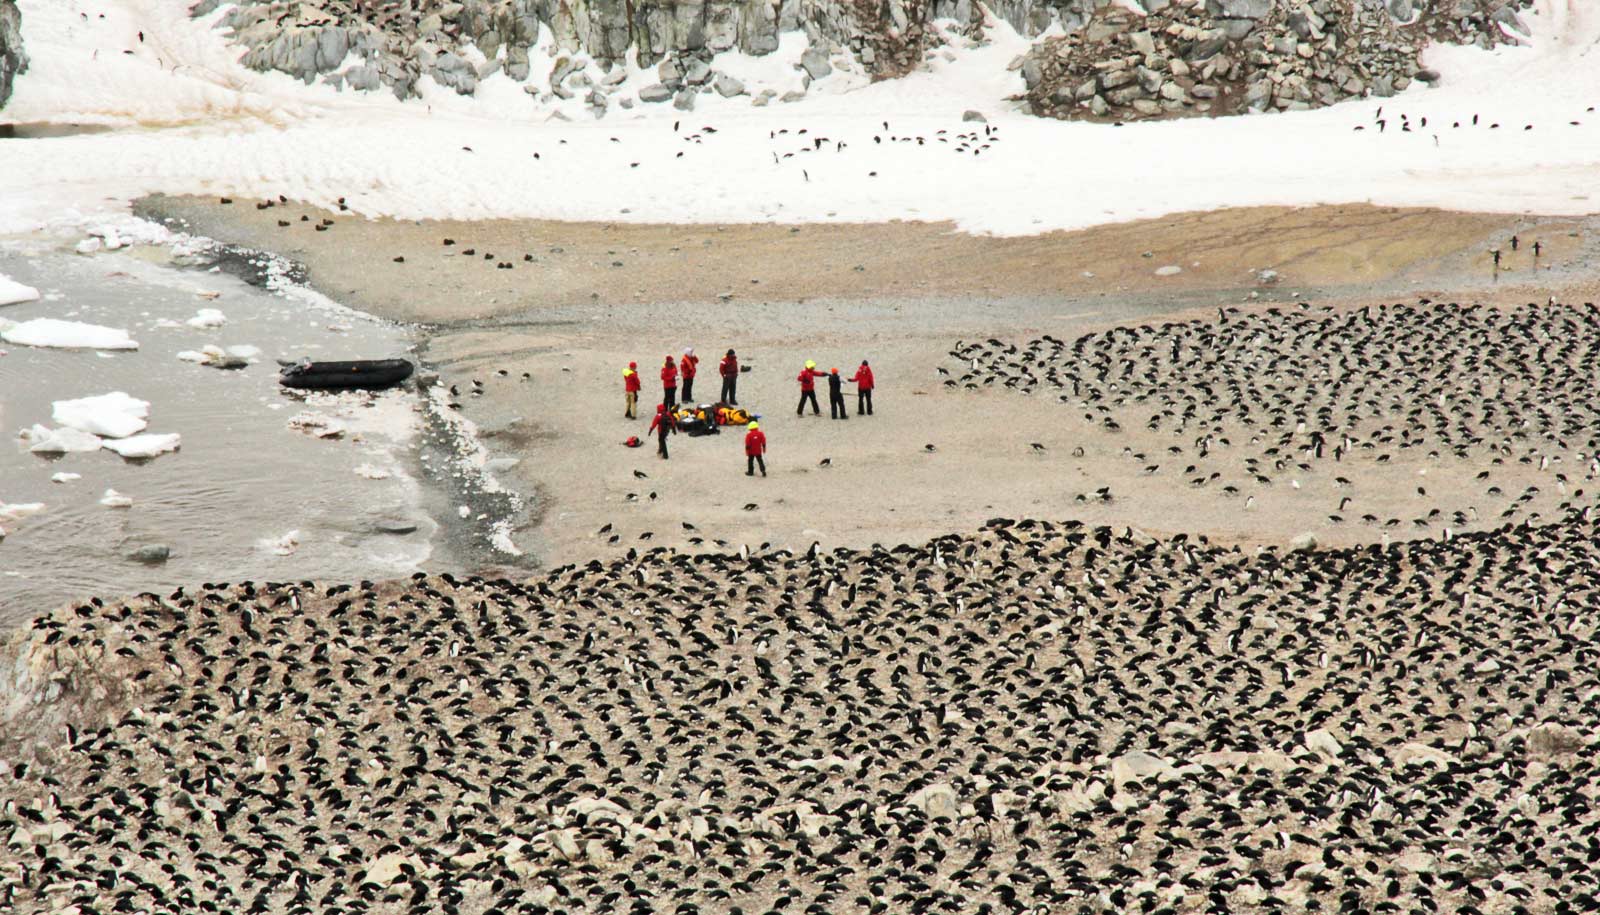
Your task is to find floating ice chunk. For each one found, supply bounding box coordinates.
[259,530,301,556]
[227,344,261,360]
[354,463,392,480]
[178,344,249,369]
[0,273,41,306]
[187,308,227,329]
[288,412,346,438]
[0,501,46,521]
[50,472,81,483]
[53,392,150,438]
[102,433,181,458]
[23,423,104,453]
[1,318,139,350]
[100,489,134,508]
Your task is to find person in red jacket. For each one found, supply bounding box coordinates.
[679,348,699,403]
[744,421,767,476]
[850,360,875,415]
[648,403,677,459]
[719,349,739,405]
[622,361,641,419]
[796,360,823,416]
[660,355,678,408]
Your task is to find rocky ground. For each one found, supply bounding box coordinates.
[0,0,25,110]
[1021,0,1533,122]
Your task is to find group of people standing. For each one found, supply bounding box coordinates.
[795,360,874,419]
[623,348,742,420]
[622,348,878,476]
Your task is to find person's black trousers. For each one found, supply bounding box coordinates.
[682,377,694,402]
[830,394,847,419]
[657,433,669,458]
[747,454,766,476]
[721,377,737,405]
[664,386,677,408]
[797,390,819,415]
[858,390,873,415]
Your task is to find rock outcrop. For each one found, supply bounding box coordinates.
[195,0,968,101]
[1021,0,1532,122]
[0,0,26,111]
[197,0,1533,118]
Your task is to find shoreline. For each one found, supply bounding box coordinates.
[128,195,1600,575]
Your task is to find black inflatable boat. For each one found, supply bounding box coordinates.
[279,358,415,391]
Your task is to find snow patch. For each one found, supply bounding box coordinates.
[0,0,1596,237]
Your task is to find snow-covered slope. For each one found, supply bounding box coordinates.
[0,0,1595,237]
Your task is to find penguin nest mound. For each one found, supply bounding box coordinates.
[4,512,1600,914]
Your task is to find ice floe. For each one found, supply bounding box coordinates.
[1,318,139,350]
[52,392,150,438]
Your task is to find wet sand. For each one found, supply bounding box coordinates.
[138,195,1589,320]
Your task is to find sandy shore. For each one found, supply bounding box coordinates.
[134,197,1599,570]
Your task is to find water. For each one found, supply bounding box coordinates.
[0,242,438,626]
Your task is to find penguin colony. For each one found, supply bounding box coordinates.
[3,508,1599,915]
[948,300,1600,536]
[4,299,1600,915]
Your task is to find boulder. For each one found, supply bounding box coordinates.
[1189,35,1228,62]
[800,46,832,81]
[673,87,697,111]
[130,544,171,565]
[1109,751,1171,785]
[962,110,986,123]
[682,58,711,85]
[1526,722,1585,759]
[1303,728,1343,759]
[1207,0,1272,19]
[362,853,418,886]
[1391,742,1456,769]
[1021,57,1043,90]
[712,73,745,97]
[907,782,958,819]
[638,83,673,103]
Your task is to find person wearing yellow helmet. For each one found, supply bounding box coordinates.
[744,420,767,477]
[622,361,640,419]
[796,360,824,416]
